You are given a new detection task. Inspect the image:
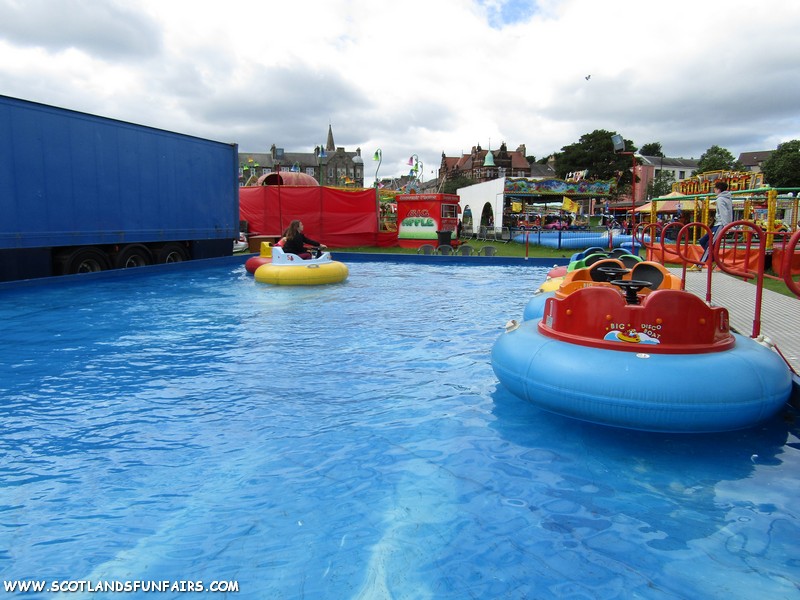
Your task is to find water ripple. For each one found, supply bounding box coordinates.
[0,261,798,599]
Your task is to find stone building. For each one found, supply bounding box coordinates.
[238,125,364,187]
[737,150,774,173]
[438,142,536,186]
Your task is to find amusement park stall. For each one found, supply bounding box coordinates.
[395,193,461,248]
[643,171,800,273]
[457,177,616,233]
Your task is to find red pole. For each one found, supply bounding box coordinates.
[611,135,637,251]
[614,151,637,251]
[629,152,636,252]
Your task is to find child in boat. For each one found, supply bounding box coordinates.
[281,220,327,259]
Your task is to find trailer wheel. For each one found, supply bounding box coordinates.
[55,247,111,275]
[114,244,153,269]
[154,243,190,264]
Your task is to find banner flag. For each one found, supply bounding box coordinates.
[561,196,579,212]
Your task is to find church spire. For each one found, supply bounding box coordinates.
[326,124,335,152]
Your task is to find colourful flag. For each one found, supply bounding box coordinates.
[561,196,579,212]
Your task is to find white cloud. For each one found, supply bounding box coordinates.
[1,0,799,184]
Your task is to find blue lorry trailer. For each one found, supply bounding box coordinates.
[0,95,239,282]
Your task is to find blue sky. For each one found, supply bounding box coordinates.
[479,0,541,28]
[1,0,799,185]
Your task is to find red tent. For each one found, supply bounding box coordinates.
[257,172,319,186]
[239,185,394,247]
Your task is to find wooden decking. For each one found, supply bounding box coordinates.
[672,268,800,375]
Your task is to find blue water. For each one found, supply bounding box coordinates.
[1,259,799,599]
[512,231,649,250]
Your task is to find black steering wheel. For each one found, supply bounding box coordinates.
[609,279,651,304]
[596,266,630,282]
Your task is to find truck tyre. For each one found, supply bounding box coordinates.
[154,242,190,264]
[114,244,153,269]
[55,247,111,275]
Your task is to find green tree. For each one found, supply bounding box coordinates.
[441,174,474,195]
[639,142,664,157]
[556,129,637,182]
[647,170,675,199]
[761,140,800,187]
[696,144,743,172]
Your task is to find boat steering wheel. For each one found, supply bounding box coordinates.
[596,266,630,282]
[609,279,651,304]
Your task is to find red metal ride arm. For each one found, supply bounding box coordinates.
[782,228,800,298]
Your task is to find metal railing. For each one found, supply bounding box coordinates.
[637,220,800,339]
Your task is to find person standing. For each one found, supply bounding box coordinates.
[281,220,327,260]
[690,181,733,271]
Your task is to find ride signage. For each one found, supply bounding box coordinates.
[672,170,765,195]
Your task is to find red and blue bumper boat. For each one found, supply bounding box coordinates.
[492,267,792,433]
